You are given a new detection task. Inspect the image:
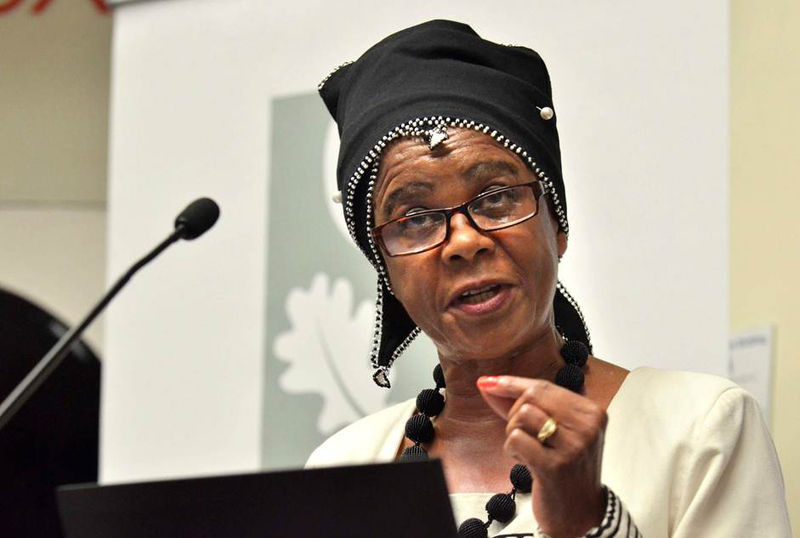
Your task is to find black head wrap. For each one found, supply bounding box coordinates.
[319,20,591,387]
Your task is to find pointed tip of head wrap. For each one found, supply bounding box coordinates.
[318,61,355,119]
[373,367,391,388]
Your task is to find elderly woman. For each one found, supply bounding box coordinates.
[306,20,790,538]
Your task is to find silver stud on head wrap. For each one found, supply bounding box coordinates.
[537,106,555,121]
[425,124,449,149]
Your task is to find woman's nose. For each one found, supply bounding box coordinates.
[441,213,495,263]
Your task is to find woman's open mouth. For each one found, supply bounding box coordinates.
[459,284,503,304]
[451,284,512,315]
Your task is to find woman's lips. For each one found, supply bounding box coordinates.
[449,284,513,316]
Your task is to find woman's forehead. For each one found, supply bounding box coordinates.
[375,129,527,196]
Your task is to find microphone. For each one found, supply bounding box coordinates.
[0,198,221,433]
[175,197,220,240]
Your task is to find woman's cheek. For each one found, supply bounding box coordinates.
[390,265,444,338]
[385,261,421,315]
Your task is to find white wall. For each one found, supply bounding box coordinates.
[103,0,728,482]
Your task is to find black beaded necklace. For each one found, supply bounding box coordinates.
[400,340,590,538]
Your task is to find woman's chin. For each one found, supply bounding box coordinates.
[439,331,535,364]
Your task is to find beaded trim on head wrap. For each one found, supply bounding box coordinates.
[317,61,354,92]
[556,281,592,348]
[335,115,577,387]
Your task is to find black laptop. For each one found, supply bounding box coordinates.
[58,460,457,537]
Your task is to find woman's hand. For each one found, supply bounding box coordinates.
[478,376,608,538]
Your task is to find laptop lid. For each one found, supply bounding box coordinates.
[58,460,457,538]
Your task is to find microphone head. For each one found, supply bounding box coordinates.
[174,198,220,240]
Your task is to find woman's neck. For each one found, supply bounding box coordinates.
[435,326,565,433]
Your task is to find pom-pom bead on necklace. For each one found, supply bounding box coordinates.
[401,340,590,538]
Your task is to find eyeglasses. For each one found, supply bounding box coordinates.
[372,180,546,257]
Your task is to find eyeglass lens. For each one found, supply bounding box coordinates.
[380,184,539,256]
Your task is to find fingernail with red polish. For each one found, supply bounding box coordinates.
[477,376,500,389]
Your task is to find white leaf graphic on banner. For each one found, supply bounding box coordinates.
[274,273,389,434]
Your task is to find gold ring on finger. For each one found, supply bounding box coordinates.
[537,417,558,444]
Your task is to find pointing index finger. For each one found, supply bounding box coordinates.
[477,375,583,418]
[477,375,548,398]
[476,376,547,420]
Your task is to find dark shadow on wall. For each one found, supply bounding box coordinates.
[0,288,100,538]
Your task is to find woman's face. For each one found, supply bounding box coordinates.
[373,129,567,361]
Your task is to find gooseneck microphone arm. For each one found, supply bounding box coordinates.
[0,198,220,434]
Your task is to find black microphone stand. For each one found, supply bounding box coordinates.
[0,227,184,433]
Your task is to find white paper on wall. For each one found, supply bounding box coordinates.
[729,326,774,425]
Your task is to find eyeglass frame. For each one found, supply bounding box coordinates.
[371,179,546,257]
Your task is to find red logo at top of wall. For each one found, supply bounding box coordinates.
[0,0,109,15]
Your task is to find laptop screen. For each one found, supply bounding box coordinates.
[58,460,457,538]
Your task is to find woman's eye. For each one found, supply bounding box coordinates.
[484,190,510,205]
[403,213,435,227]
[472,188,523,216]
[482,184,507,194]
[395,212,442,237]
[405,207,428,216]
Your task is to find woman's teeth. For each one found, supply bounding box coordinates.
[460,285,501,304]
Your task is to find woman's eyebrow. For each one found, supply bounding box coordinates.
[381,181,434,218]
[464,161,520,182]
[379,161,518,219]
